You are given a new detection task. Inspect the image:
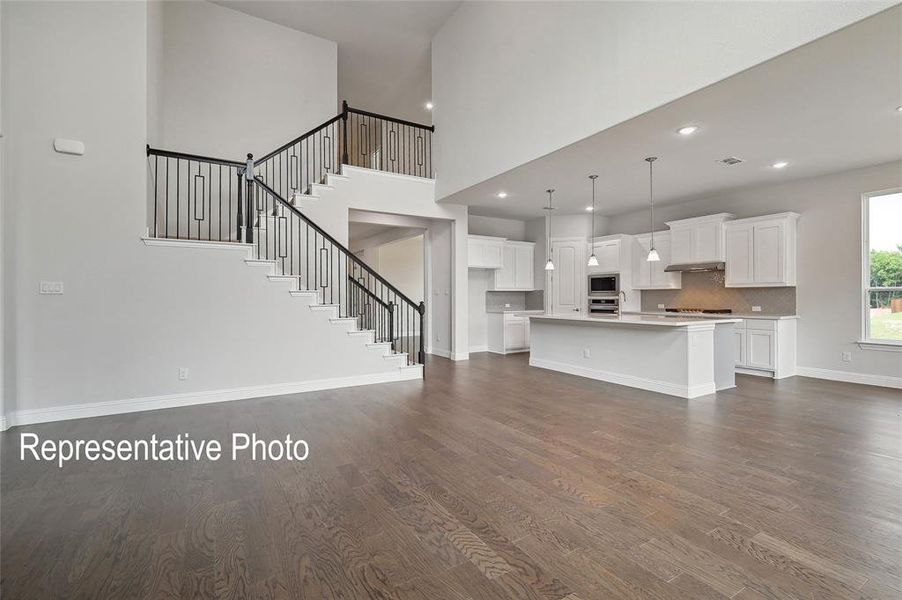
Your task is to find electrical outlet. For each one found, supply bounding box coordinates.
[178,367,189,380]
[39,281,64,295]
[505,303,511,308]
[751,306,762,312]
[657,304,665,309]
[841,352,852,362]
[583,348,591,358]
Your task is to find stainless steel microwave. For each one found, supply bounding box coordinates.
[588,273,619,296]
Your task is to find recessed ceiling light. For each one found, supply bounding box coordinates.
[677,125,698,136]
[771,161,789,169]
[496,191,508,199]
[585,206,593,212]
[425,101,434,110]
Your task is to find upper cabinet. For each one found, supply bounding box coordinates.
[631,231,681,290]
[666,213,735,265]
[587,238,621,274]
[724,213,799,287]
[467,235,504,269]
[493,241,536,290]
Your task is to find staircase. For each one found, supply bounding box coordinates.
[145,103,434,379]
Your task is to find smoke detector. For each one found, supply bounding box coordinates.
[717,156,744,166]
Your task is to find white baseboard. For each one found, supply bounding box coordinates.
[529,357,715,399]
[451,352,470,361]
[5,370,421,429]
[736,367,774,378]
[428,347,452,359]
[795,366,902,389]
[468,345,488,353]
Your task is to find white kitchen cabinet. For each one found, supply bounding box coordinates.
[733,318,797,378]
[587,239,620,274]
[746,328,776,370]
[666,213,735,265]
[467,235,505,269]
[631,232,681,290]
[487,313,531,354]
[492,241,535,290]
[724,213,798,287]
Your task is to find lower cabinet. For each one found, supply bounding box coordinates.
[733,318,796,379]
[487,313,531,354]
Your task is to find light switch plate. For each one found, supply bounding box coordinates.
[841,351,852,362]
[583,348,591,358]
[53,138,85,156]
[39,281,64,295]
[178,367,189,380]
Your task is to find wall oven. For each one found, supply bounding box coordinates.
[588,297,619,316]
[588,273,619,296]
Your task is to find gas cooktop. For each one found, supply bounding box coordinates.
[665,308,733,315]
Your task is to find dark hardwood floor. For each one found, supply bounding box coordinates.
[2,353,902,599]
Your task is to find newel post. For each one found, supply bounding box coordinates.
[341,100,350,166]
[244,153,255,244]
[418,301,426,367]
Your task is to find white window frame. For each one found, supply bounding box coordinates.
[860,188,902,350]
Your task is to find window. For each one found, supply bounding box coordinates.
[862,190,902,344]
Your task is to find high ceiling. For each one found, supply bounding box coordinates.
[446,5,902,220]
[214,0,461,123]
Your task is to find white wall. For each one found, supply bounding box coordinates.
[301,167,469,359]
[468,215,527,240]
[148,0,337,159]
[608,161,902,383]
[431,1,893,200]
[374,235,425,304]
[0,1,405,427]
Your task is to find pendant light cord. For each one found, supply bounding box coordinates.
[590,175,597,238]
[646,157,657,248]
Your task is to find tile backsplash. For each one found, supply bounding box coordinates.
[640,271,796,315]
[486,290,545,312]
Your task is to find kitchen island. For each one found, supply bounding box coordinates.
[526,313,740,398]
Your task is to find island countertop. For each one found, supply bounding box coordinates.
[523,313,742,328]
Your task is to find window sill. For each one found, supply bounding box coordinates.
[857,340,902,352]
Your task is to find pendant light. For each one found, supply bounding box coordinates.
[587,175,599,267]
[645,157,661,262]
[543,189,556,271]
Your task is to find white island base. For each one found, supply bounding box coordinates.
[527,314,739,399]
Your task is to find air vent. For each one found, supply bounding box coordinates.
[717,156,744,166]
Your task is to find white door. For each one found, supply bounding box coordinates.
[632,235,652,289]
[725,225,754,285]
[514,245,534,289]
[504,318,528,350]
[695,221,720,261]
[496,244,516,288]
[483,241,504,269]
[753,222,785,284]
[551,239,585,315]
[650,233,679,288]
[597,241,620,273]
[747,330,776,370]
[670,227,694,264]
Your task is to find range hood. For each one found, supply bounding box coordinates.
[663,261,725,273]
